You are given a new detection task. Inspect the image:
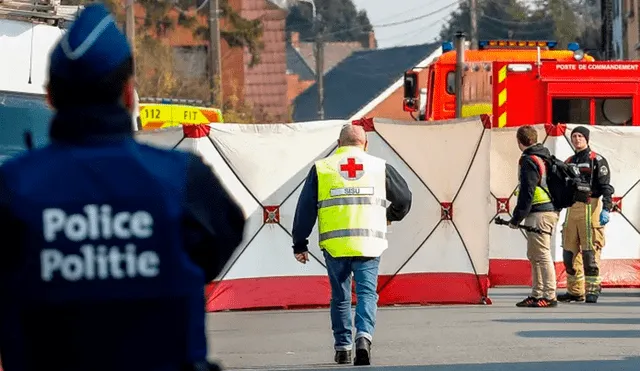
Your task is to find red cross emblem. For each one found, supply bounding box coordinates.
[340,157,364,179]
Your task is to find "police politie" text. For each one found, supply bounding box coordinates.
[40,204,159,282]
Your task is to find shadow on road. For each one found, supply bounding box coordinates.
[516,329,640,338]
[234,356,640,371]
[586,301,640,307]
[494,317,640,325]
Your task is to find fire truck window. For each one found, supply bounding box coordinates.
[551,99,590,125]
[446,72,455,95]
[596,98,632,125]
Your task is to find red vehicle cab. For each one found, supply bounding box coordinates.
[402,40,595,122]
[491,60,640,127]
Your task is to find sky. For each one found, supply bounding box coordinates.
[351,0,461,49]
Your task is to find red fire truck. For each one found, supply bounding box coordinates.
[402,39,595,122]
[488,60,639,127]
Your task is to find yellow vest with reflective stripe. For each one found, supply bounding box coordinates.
[315,146,389,258]
[514,156,552,205]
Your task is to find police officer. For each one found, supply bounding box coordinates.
[0,4,245,371]
[291,124,412,366]
[557,126,614,304]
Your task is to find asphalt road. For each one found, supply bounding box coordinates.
[205,288,640,371]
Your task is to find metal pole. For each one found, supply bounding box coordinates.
[469,0,477,49]
[454,31,466,118]
[209,0,222,106]
[125,0,135,85]
[125,0,135,45]
[300,0,323,120]
[316,28,324,120]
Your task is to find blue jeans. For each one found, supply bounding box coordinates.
[323,250,380,351]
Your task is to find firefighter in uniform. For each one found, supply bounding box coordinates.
[558,126,614,304]
[0,4,245,371]
[292,124,412,366]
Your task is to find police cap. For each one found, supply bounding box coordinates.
[48,3,132,82]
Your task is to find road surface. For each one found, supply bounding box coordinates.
[206,288,640,371]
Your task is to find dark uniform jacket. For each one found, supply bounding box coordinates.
[0,104,245,371]
[292,161,412,253]
[511,143,557,226]
[566,147,615,211]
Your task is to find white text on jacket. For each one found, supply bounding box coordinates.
[41,205,159,282]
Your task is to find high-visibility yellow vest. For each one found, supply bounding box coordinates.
[514,155,552,205]
[315,146,389,258]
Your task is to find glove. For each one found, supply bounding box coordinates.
[600,210,610,226]
[508,218,519,229]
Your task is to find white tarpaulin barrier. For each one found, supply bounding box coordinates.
[135,117,492,311]
[489,123,640,288]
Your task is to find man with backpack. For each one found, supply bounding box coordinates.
[557,126,614,304]
[509,125,560,308]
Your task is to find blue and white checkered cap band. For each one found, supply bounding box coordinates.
[49,3,132,81]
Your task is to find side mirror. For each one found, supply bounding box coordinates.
[402,70,419,112]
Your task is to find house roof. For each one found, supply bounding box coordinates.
[296,41,366,74]
[292,42,440,122]
[286,43,315,81]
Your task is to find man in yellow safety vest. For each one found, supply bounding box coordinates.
[291,124,412,366]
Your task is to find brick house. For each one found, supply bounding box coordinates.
[132,0,289,122]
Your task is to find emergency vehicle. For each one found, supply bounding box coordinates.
[402,39,595,122]
[489,59,640,127]
[138,97,224,130]
[0,0,140,164]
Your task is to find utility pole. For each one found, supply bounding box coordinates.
[298,0,323,119]
[600,0,613,60]
[454,31,466,118]
[125,0,135,45]
[209,0,222,106]
[316,24,325,120]
[469,0,477,49]
[300,0,323,120]
[125,0,135,84]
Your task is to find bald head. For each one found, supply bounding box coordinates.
[338,124,367,148]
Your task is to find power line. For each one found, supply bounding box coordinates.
[297,0,463,43]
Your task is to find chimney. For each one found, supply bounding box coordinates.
[368,31,377,49]
[291,31,300,48]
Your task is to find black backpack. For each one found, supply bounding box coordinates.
[528,154,590,209]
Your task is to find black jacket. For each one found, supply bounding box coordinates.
[0,104,246,370]
[0,104,246,283]
[566,147,615,211]
[291,162,412,254]
[510,143,556,225]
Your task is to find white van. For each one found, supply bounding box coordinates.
[0,0,139,163]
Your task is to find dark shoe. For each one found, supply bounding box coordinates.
[532,298,558,307]
[585,294,599,303]
[353,337,371,366]
[557,293,585,302]
[516,296,538,307]
[334,350,351,364]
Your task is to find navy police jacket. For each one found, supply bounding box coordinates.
[0,104,245,371]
